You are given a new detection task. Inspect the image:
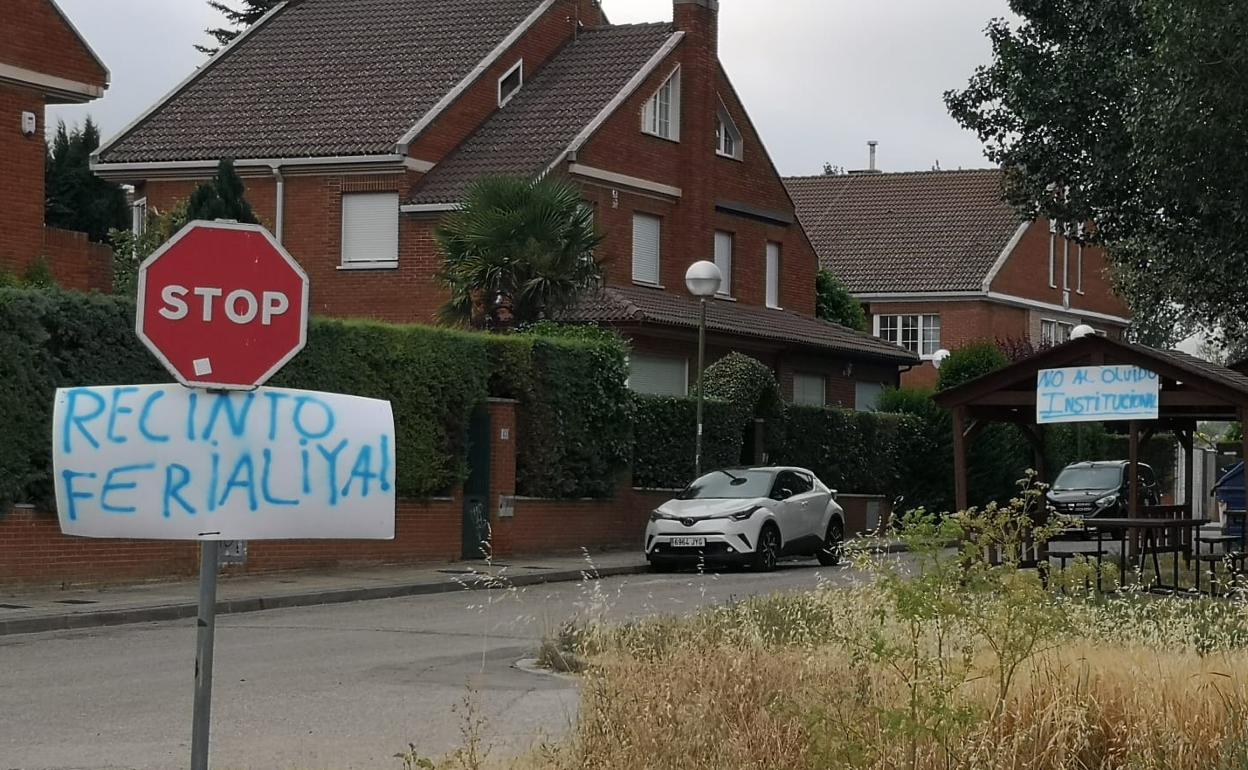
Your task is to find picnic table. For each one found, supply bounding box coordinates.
[1054,517,1210,592]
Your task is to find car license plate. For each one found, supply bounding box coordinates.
[670,537,706,548]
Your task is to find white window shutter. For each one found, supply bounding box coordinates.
[855,382,884,412]
[629,355,687,396]
[766,242,781,308]
[341,192,399,265]
[793,373,827,407]
[632,213,661,284]
[714,231,733,296]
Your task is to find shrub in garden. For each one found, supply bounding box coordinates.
[937,340,1009,391]
[632,395,738,489]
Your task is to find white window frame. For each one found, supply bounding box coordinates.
[498,59,524,107]
[642,66,681,141]
[131,197,148,237]
[632,212,662,286]
[627,354,689,396]
[1048,220,1058,289]
[1040,318,1075,346]
[874,313,942,359]
[713,230,734,297]
[793,372,827,407]
[766,242,781,309]
[1076,243,1085,294]
[340,191,400,269]
[1062,232,1070,292]
[715,103,743,160]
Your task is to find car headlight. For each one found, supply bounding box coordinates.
[1095,494,1118,509]
[649,510,674,522]
[729,506,763,522]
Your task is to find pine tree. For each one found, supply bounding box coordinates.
[186,159,259,224]
[44,117,129,243]
[196,0,279,55]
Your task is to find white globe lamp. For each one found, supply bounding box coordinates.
[931,349,952,370]
[685,260,723,298]
[1071,324,1096,340]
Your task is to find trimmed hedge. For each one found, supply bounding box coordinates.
[632,395,741,489]
[0,289,631,509]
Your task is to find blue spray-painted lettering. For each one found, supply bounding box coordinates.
[61,470,97,521]
[261,449,298,506]
[63,388,107,454]
[300,445,311,494]
[100,463,155,514]
[202,393,256,440]
[219,453,259,512]
[294,397,336,440]
[264,391,290,441]
[163,464,196,519]
[316,440,349,506]
[1073,369,1091,385]
[342,444,377,498]
[379,435,392,493]
[138,389,170,443]
[207,452,220,512]
[1037,370,1064,389]
[186,391,199,441]
[106,387,139,444]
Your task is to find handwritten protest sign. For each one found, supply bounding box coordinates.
[52,384,396,540]
[1036,365,1160,425]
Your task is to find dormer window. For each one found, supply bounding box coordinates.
[716,103,742,160]
[642,67,681,141]
[498,60,523,107]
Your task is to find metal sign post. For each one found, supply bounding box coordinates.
[191,540,220,770]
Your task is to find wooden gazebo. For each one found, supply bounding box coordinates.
[933,336,1248,515]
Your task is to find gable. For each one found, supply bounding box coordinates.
[2,0,107,101]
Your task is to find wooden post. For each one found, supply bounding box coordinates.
[1032,425,1047,485]
[1181,429,1194,519]
[1129,420,1141,517]
[953,407,969,512]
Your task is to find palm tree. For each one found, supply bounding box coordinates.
[436,176,604,331]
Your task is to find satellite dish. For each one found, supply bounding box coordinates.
[1071,325,1096,340]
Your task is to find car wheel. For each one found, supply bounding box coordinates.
[817,519,844,566]
[752,525,781,572]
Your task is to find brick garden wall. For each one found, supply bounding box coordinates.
[42,227,112,292]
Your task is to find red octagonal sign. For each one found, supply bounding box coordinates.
[136,221,310,390]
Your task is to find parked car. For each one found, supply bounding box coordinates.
[644,467,846,572]
[1047,460,1159,518]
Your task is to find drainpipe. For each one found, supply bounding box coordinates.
[271,165,285,243]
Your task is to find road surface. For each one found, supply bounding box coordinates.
[1,559,865,770]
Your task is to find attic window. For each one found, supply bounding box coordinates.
[642,67,681,141]
[498,60,523,107]
[715,104,742,160]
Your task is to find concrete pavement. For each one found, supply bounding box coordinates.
[0,558,866,770]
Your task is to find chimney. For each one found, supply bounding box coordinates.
[868,140,879,171]
[674,0,718,61]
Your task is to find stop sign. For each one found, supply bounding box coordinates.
[136,221,309,390]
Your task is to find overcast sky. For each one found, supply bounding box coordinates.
[49,0,1010,175]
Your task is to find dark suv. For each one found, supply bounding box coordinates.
[1047,461,1160,518]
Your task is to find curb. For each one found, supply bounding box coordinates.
[0,564,649,638]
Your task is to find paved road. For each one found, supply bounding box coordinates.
[1,559,865,770]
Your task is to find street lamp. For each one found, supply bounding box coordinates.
[686,261,723,478]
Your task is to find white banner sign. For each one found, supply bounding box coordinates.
[1036,365,1160,425]
[53,385,396,540]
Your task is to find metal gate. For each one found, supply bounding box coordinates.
[462,405,492,559]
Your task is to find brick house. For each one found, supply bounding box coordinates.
[0,0,113,290]
[92,0,916,410]
[785,169,1132,388]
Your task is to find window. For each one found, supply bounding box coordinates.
[1076,244,1085,294]
[340,192,399,267]
[713,230,734,296]
[773,470,812,498]
[715,104,742,160]
[766,242,781,308]
[498,59,523,107]
[1041,319,1075,346]
[642,68,681,141]
[855,382,885,412]
[628,354,687,396]
[876,314,941,358]
[131,197,148,237]
[1048,220,1058,289]
[793,373,827,407]
[1062,235,1070,292]
[632,213,662,285]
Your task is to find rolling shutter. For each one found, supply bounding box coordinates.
[341,192,399,265]
[632,213,661,284]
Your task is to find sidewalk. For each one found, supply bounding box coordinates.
[0,551,648,637]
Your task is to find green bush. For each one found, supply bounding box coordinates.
[700,352,784,424]
[937,341,1009,391]
[632,395,741,489]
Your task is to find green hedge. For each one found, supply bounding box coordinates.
[0,289,631,509]
[632,395,741,489]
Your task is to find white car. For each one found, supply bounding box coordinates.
[644,466,846,572]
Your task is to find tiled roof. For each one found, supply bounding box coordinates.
[410,23,674,205]
[566,285,919,364]
[98,0,545,163]
[784,169,1027,294]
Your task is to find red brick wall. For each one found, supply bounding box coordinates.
[0,83,47,277]
[41,227,112,291]
[3,0,108,88]
[494,488,672,557]
[990,219,1130,319]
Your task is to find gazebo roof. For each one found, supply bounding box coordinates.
[933,335,1248,425]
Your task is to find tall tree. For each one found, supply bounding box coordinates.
[196,0,279,55]
[814,270,868,331]
[437,176,604,331]
[946,0,1248,346]
[186,159,259,224]
[44,118,128,243]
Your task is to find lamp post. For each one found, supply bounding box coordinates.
[685,261,723,478]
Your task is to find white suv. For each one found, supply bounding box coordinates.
[644,467,846,572]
